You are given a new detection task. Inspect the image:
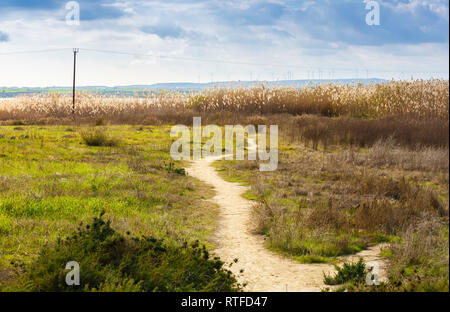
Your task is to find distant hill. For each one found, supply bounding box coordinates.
[0,78,387,98]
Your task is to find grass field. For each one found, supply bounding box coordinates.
[0,125,222,290]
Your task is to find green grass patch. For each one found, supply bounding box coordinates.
[295,255,337,264]
[0,125,218,289]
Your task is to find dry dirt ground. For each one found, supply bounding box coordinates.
[186,139,387,292]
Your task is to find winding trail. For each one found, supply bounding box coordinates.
[186,138,386,292]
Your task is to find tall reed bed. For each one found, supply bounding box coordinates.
[188,79,448,118]
[0,79,448,124]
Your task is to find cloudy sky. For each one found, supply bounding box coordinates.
[0,0,448,87]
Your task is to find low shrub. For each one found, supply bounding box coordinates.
[323,258,366,285]
[7,214,241,292]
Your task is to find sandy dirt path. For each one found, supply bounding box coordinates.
[186,139,386,292]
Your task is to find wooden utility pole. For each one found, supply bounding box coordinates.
[72,48,79,115]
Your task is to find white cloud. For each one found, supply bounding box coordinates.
[0,0,448,86]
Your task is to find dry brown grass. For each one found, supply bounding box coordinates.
[0,91,190,125]
[0,79,448,125]
[331,138,449,171]
[281,114,449,149]
[252,168,448,255]
[187,79,448,118]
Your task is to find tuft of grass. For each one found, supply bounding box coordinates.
[79,128,119,147]
[295,255,336,264]
[10,121,26,126]
[95,118,106,126]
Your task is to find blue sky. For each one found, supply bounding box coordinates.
[0,0,448,86]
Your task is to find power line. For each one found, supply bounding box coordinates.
[0,48,72,56]
[82,47,320,69]
[80,48,449,75]
[1,47,448,76]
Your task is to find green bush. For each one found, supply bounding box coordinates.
[8,214,241,292]
[323,258,366,285]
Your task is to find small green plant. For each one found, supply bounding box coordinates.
[323,258,366,285]
[164,162,186,175]
[80,128,119,147]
